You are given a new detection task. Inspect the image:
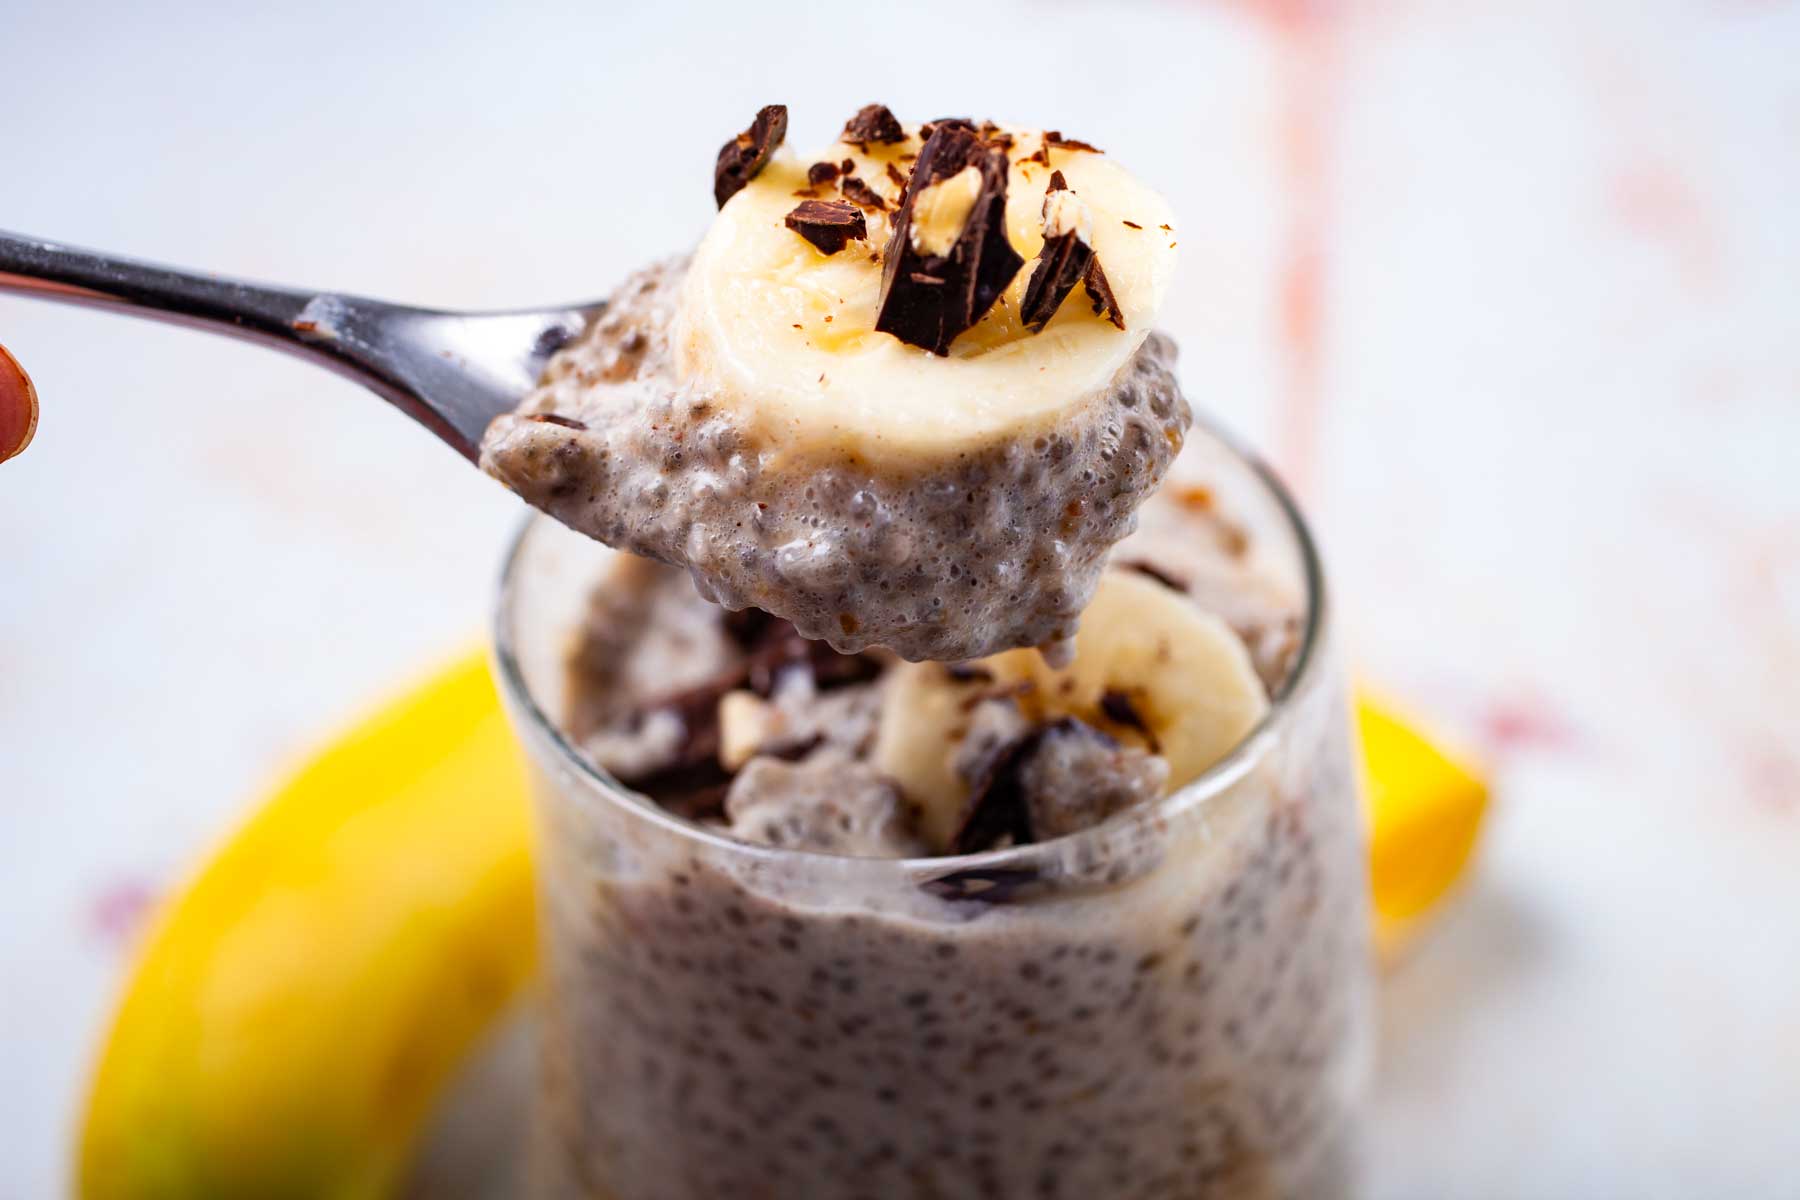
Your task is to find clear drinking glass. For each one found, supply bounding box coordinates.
[493,421,1372,1200]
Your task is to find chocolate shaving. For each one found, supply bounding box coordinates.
[954,716,1117,854]
[723,606,883,697]
[844,103,906,145]
[713,104,788,209]
[839,175,888,212]
[951,717,1147,854]
[785,199,868,255]
[1099,689,1160,753]
[874,124,1024,355]
[976,120,1014,150]
[1018,170,1097,334]
[527,413,588,430]
[807,160,843,187]
[885,161,908,189]
[1023,145,1050,167]
[1083,258,1126,330]
[1116,559,1189,593]
[951,725,1043,854]
[613,606,880,814]
[610,676,742,818]
[1044,130,1103,154]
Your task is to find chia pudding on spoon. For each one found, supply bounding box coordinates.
[482,105,1188,664]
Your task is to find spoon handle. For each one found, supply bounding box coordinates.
[0,230,596,460]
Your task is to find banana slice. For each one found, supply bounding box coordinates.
[874,570,1270,848]
[678,124,1179,462]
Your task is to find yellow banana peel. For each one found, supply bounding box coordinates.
[80,652,1487,1196]
[1358,692,1491,955]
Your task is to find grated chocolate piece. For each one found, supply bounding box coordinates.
[843,103,906,145]
[723,606,883,697]
[1083,257,1126,330]
[1018,170,1097,334]
[713,104,788,208]
[918,117,975,141]
[785,199,868,256]
[839,175,888,212]
[976,120,1015,150]
[874,124,1025,356]
[807,160,843,187]
[1044,130,1103,154]
[951,721,1050,854]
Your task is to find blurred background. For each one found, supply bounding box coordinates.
[3,0,1797,1195]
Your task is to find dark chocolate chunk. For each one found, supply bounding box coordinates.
[1083,257,1126,330]
[874,125,1025,356]
[722,606,883,697]
[611,676,745,818]
[1116,559,1189,593]
[839,175,888,212]
[1018,170,1097,334]
[951,716,1147,853]
[807,160,843,187]
[1044,130,1103,154]
[951,718,1078,854]
[785,199,868,255]
[713,104,788,209]
[844,103,906,145]
[885,161,908,189]
[612,603,882,814]
[918,117,975,142]
[526,413,589,430]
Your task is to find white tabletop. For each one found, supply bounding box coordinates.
[4,1,1797,1195]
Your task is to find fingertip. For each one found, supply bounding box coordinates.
[0,344,38,464]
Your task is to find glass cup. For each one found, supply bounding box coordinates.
[493,420,1372,1199]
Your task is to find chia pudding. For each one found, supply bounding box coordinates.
[482,112,1189,664]
[497,450,1371,1198]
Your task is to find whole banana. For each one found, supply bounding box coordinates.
[79,654,537,1200]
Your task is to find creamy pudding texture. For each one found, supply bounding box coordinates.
[525,480,1369,1198]
[482,112,1190,663]
[558,484,1291,860]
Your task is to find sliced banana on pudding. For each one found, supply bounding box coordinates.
[481,105,1191,664]
[874,569,1270,850]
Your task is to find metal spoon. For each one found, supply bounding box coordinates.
[0,231,605,460]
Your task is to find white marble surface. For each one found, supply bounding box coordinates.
[3,1,1797,1195]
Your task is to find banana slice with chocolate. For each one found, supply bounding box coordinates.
[482,105,1189,663]
[874,569,1270,850]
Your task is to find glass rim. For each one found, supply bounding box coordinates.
[489,411,1328,878]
